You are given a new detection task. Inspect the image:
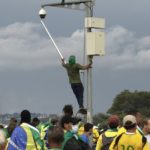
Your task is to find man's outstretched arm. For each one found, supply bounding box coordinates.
[82,59,92,70]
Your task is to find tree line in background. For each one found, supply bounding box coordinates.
[93,90,150,127]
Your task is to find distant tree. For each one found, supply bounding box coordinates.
[107,90,150,117]
[93,113,109,128]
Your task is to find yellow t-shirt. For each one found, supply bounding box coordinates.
[96,129,118,150]
[78,126,99,143]
[78,126,84,136]
[118,126,144,136]
[109,132,150,150]
[93,128,99,143]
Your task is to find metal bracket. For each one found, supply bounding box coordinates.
[41,0,94,11]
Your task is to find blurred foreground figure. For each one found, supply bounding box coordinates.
[7,110,43,150]
[0,129,7,150]
[48,126,64,150]
[110,115,150,150]
[96,115,119,150]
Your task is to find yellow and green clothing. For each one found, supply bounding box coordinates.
[3,128,10,139]
[93,128,100,144]
[37,122,53,150]
[118,126,144,136]
[109,132,150,150]
[78,126,99,144]
[62,130,74,149]
[7,123,43,150]
[96,129,118,150]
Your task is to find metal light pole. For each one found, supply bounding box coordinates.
[85,2,93,123]
[39,0,94,123]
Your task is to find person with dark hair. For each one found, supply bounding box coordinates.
[31,117,40,127]
[126,110,143,135]
[110,115,150,150]
[60,115,78,150]
[48,126,64,150]
[20,110,31,124]
[61,115,91,150]
[62,104,82,135]
[63,104,73,116]
[96,115,119,150]
[7,110,43,150]
[118,110,144,136]
[60,115,73,131]
[80,123,93,145]
[142,119,150,145]
[61,55,92,111]
[51,118,59,126]
[3,117,17,139]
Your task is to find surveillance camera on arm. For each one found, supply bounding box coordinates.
[39,8,47,19]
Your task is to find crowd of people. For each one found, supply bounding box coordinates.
[0,105,150,150]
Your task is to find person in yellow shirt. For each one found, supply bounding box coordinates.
[93,126,100,146]
[109,115,150,150]
[96,115,119,150]
[78,124,99,147]
[117,110,144,136]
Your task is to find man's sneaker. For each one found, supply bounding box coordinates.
[78,107,87,114]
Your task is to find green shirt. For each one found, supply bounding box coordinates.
[62,63,83,83]
[62,130,74,149]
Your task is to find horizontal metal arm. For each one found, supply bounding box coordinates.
[41,0,92,8]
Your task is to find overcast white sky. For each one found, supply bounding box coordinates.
[0,0,150,114]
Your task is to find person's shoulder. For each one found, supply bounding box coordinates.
[65,131,74,139]
[13,126,24,134]
[104,129,118,137]
[75,63,83,68]
[76,63,82,66]
[80,134,86,138]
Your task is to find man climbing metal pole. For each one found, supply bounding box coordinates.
[61,55,92,113]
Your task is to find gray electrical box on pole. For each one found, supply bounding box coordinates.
[85,17,105,56]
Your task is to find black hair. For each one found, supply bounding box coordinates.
[84,123,93,132]
[72,117,81,125]
[62,105,73,116]
[51,118,59,126]
[20,110,31,124]
[60,115,73,128]
[124,121,136,130]
[31,117,40,127]
[32,117,40,123]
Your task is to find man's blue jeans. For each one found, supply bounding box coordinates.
[71,83,84,108]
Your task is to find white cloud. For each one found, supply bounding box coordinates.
[0,23,150,71]
[0,22,84,70]
[96,26,150,70]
